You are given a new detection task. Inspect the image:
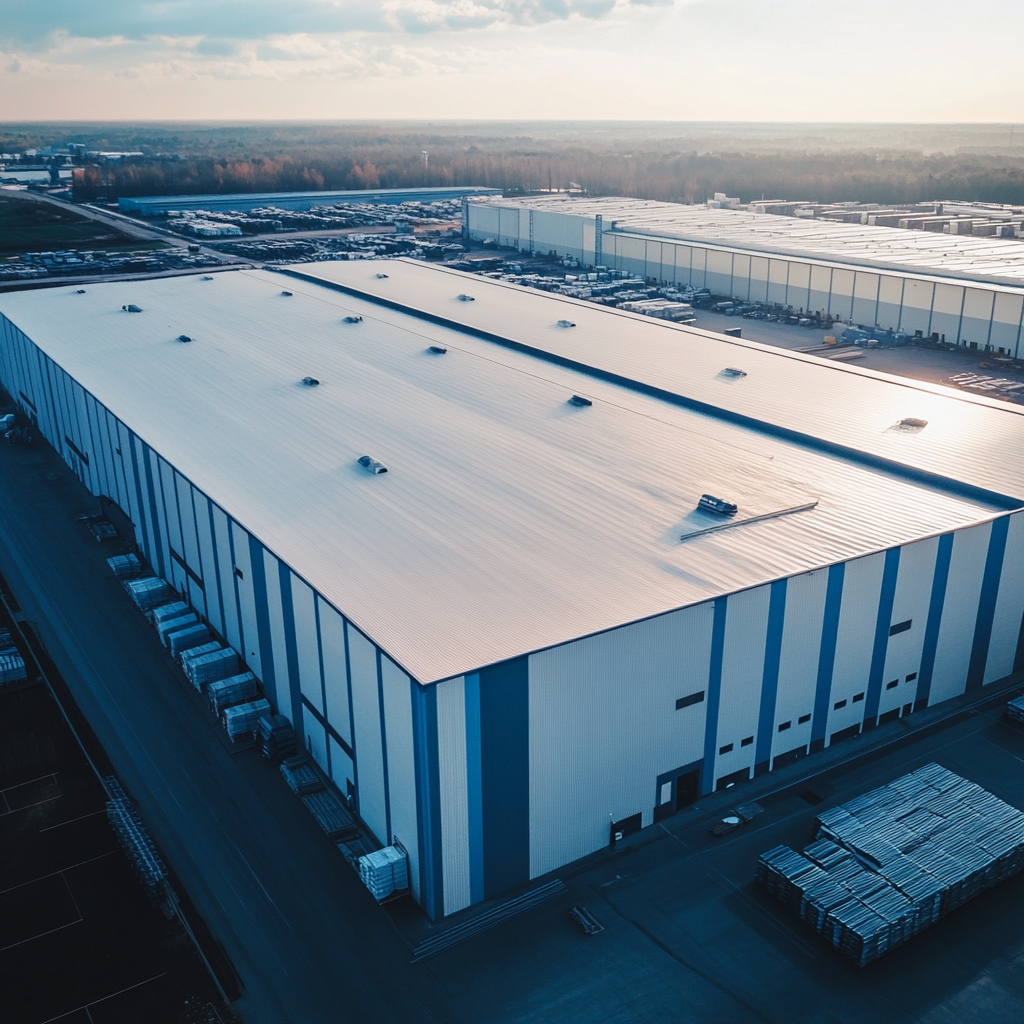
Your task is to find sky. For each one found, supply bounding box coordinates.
[1,0,1022,122]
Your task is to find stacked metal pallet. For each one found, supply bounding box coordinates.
[358,845,409,901]
[124,576,172,613]
[757,763,1024,965]
[184,647,238,690]
[223,698,271,740]
[105,777,178,918]
[208,672,258,715]
[1006,694,1024,724]
[257,714,297,763]
[106,553,141,577]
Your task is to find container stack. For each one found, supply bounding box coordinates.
[184,647,238,690]
[124,576,172,612]
[106,553,141,578]
[757,764,1024,965]
[222,698,271,740]
[208,672,258,715]
[1006,694,1024,724]
[357,846,409,901]
[257,715,297,763]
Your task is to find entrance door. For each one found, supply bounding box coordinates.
[675,769,699,810]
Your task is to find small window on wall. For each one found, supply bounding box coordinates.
[834,699,847,710]
[886,679,899,690]
[852,692,865,703]
[234,566,244,580]
[719,743,734,755]
[906,672,917,682]
[798,714,811,724]
[741,736,753,747]
[676,691,705,710]
[778,721,791,732]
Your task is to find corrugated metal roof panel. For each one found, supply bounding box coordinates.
[0,269,1008,684]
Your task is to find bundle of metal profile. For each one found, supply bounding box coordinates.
[357,845,409,900]
[1006,694,1024,724]
[257,714,297,763]
[208,672,258,715]
[302,789,359,842]
[0,652,27,684]
[184,647,238,689]
[179,641,221,679]
[104,777,177,918]
[151,601,188,629]
[124,576,172,612]
[757,764,1024,965]
[281,754,325,795]
[157,611,199,646]
[168,623,212,659]
[222,697,271,740]
[106,553,142,578]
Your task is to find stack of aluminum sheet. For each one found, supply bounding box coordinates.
[222,697,271,740]
[151,601,188,629]
[0,652,27,684]
[167,623,212,659]
[257,714,297,763]
[357,846,409,901]
[124,576,172,612]
[157,612,199,646]
[1006,695,1024,724]
[207,672,258,715]
[757,764,1024,965]
[180,642,221,679]
[302,790,359,841]
[106,553,141,577]
[185,647,238,690]
[281,755,326,795]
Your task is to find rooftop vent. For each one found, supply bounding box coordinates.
[177,334,193,343]
[897,417,928,430]
[457,294,475,302]
[721,367,747,378]
[375,273,389,279]
[201,275,214,281]
[121,304,143,313]
[301,377,320,387]
[357,455,387,475]
[568,395,593,407]
[281,290,293,296]
[556,319,577,328]
[343,315,363,324]
[75,289,86,294]
[428,345,448,354]
[698,494,738,516]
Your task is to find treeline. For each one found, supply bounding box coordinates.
[72,147,1024,206]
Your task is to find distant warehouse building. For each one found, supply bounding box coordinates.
[1,260,1023,922]
[465,196,1024,358]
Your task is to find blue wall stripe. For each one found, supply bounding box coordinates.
[278,560,306,758]
[865,547,902,724]
[464,672,484,906]
[313,599,330,775]
[701,597,728,795]
[128,439,148,565]
[142,447,165,580]
[755,580,788,773]
[917,533,954,707]
[478,656,530,899]
[967,516,1010,690]
[342,621,359,800]
[206,502,228,645]
[411,681,443,920]
[375,648,392,844]
[811,563,845,751]
[247,535,279,713]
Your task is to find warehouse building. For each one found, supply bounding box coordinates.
[1,260,1023,922]
[465,196,1024,357]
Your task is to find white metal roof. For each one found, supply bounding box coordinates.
[472,195,1024,288]
[0,267,1012,683]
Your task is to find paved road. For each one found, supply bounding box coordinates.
[0,439,448,1024]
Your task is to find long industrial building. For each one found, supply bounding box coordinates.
[466,196,1024,357]
[1,260,1023,923]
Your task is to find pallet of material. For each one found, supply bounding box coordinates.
[152,601,189,628]
[0,653,28,684]
[179,642,221,678]
[168,623,212,659]
[1006,694,1024,724]
[357,845,409,900]
[257,714,297,763]
[281,757,325,795]
[157,612,199,646]
[757,763,1024,965]
[302,789,359,841]
[184,647,237,689]
[124,576,172,612]
[107,553,142,578]
[208,672,258,715]
[222,698,271,740]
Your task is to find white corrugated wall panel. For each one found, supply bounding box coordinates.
[786,262,811,312]
[184,485,207,618]
[772,570,828,760]
[498,207,519,248]
[766,260,789,305]
[158,459,186,593]
[618,235,646,278]
[348,624,387,845]
[706,250,732,295]
[212,507,244,657]
[528,603,713,879]
[829,268,855,320]
[851,272,880,326]
[644,239,662,281]
[318,599,351,746]
[291,575,323,715]
[930,282,964,341]
[674,245,693,286]
[469,204,500,238]
[518,208,530,250]
[306,714,329,775]
[991,291,1024,355]
[985,512,1024,683]
[381,655,419,900]
[732,253,751,300]
[877,276,904,332]
[690,248,707,289]
[330,737,354,794]
[436,675,470,916]
[901,278,934,335]
[262,550,292,710]
[194,494,222,637]
[880,538,938,714]
[961,288,995,349]
[230,522,263,678]
[930,522,992,704]
[750,256,769,302]
[715,586,770,783]
[827,553,885,738]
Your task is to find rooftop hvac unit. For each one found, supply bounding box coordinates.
[428,345,448,354]
[556,319,576,328]
[301,377,320,386]
[343,315,363,324]
[121,304,143,313]
[721,367,747,378]
[76,289,86,294]
[457,294,475,302]
[898,418,928,430]
[568,395,593,407]
[698,494,738,516]
[177,334,192,343]
[281,290,293,296]
[375,273,389,279]
[358,455,387,475]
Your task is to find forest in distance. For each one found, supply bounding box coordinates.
[5,121,1024,206]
